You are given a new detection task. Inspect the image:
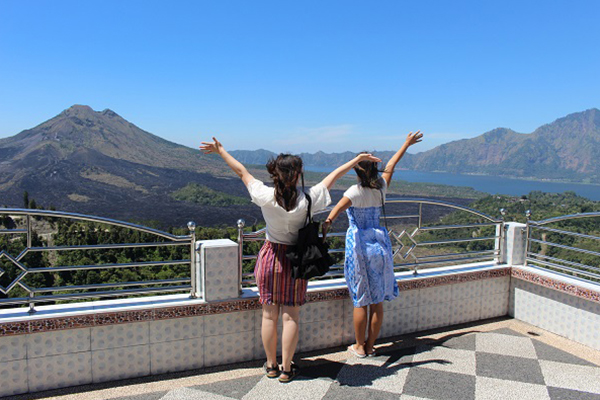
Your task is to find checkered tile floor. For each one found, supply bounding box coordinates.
[111,328,600,400]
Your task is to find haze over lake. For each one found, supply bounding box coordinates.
[305,166,600,201]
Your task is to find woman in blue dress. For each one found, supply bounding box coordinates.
[323,131,423,357]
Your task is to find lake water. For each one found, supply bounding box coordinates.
[304,166,600,201]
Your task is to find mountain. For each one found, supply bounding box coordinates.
[0,105,262,227]
[231,109,600,183]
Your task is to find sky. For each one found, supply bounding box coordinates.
[1,0,599,153]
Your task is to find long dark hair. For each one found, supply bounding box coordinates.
[354,151,383,190]
[266,154,303,211]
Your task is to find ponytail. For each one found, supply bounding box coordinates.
[266,154,303,211]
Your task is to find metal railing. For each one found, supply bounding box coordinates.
[0,208,197,312]
[237,198,504,289]
[524,211,600,282]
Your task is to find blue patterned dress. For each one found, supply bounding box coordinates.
[344,204,399,307]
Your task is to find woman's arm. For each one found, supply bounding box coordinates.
[322,197,352,237]
[200,137,255,186]
[320,153,382,190]
[381,131,423,186]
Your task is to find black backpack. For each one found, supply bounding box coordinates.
[285,192,334,280]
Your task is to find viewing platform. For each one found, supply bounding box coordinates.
[0,202,599,399]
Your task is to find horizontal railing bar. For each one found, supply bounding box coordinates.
[322,232,346,238]
[0,229,27,234]
[416,250,496,260]
[417,236,498,246]
[526,258,600,280]
[28,260,191,273]
[0,208,191,241]
[0,285,191,306]
[394,255,495,268]
[242,237,266,242]
[382,214,420,220]
[242,255,257,261]
[531,226,600,242]
[530,211,600,226]
[328,248,345,254]
[527,252,600,274]
[528,239,600,257]
[384,198,501,222]
[419,222,499,231]
[24,242,189,252]
[32,278,192,293]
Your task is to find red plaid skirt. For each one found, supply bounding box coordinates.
[254,241,308,307]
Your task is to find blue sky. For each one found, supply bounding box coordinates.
[1,0,599,153]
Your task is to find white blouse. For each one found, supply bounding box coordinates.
[246,179,331,245]
[343,178,387,208]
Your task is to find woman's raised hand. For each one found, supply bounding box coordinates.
[199,137,224,155]
[355,153,382,164]
[405,131,423,147]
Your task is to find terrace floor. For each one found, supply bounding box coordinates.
[5,318,600,400]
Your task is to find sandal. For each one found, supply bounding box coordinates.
[366,349,377,357]
[348,344,367,358]
[278,362,299,383]
[263,362,280,378]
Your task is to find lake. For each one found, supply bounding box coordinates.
[304,166,600,201]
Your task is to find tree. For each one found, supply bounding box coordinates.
[23,191,29,208]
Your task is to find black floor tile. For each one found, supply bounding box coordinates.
[189,375,263,399]
[323,383,400,400]
[436,332,477,351]
[532,340,596,367]
[297,360,346,382]
[548,386,600,400]
[402,367,476,400]
[476,352,546,385]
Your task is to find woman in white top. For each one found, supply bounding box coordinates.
[200,137,380,382]
[323,131,423,358]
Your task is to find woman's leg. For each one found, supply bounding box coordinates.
[352,306,368,355]
[281,305,301,372]
[365,303,384,354]
[261,304,280,368]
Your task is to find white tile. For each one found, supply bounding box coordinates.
[28,328,90,358]
[0,359,28,397]
[384,289,419,310]
[204,311,255,336]
[253,325,293,360]
[476,332,537,358]
[149,316,204,343]
[412,345,476,375]
[418,285,452,306]
[480,292,509,319]
[0,334,27,362]
[204,331,255,367]
[91,322,149,350]
[302,300,344,323]
[28,352,92,392]
[475,376,550,400]
[380,306,419,338]
[540,360,600,393]
[418,302,451,331]
[150,337,204,374]
[451,280,483,301]
[299,318,343,352]
[243,374,332,400]
[92,344,150,383]
[450,297,482,325]
[480,276,509,295]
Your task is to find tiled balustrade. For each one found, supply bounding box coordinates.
[1,228,599,397]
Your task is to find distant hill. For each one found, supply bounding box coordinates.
[0,105,262,227]
[231,109,600,184]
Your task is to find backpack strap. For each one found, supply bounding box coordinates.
[301,172,313,224]
[380,189,388,232]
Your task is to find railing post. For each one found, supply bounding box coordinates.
[237,219,245,295]
[28,292,36,314]
[495,208,507,264]
[524,210,532,266]
[188,221,197,299]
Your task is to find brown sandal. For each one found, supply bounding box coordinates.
[263,362,280,378]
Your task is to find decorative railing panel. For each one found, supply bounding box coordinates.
[525,211,600,283]
[0,209,197,312]
[237,198,504,288]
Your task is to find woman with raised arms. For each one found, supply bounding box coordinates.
[200,137,380,382]
[322,131,423,357]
